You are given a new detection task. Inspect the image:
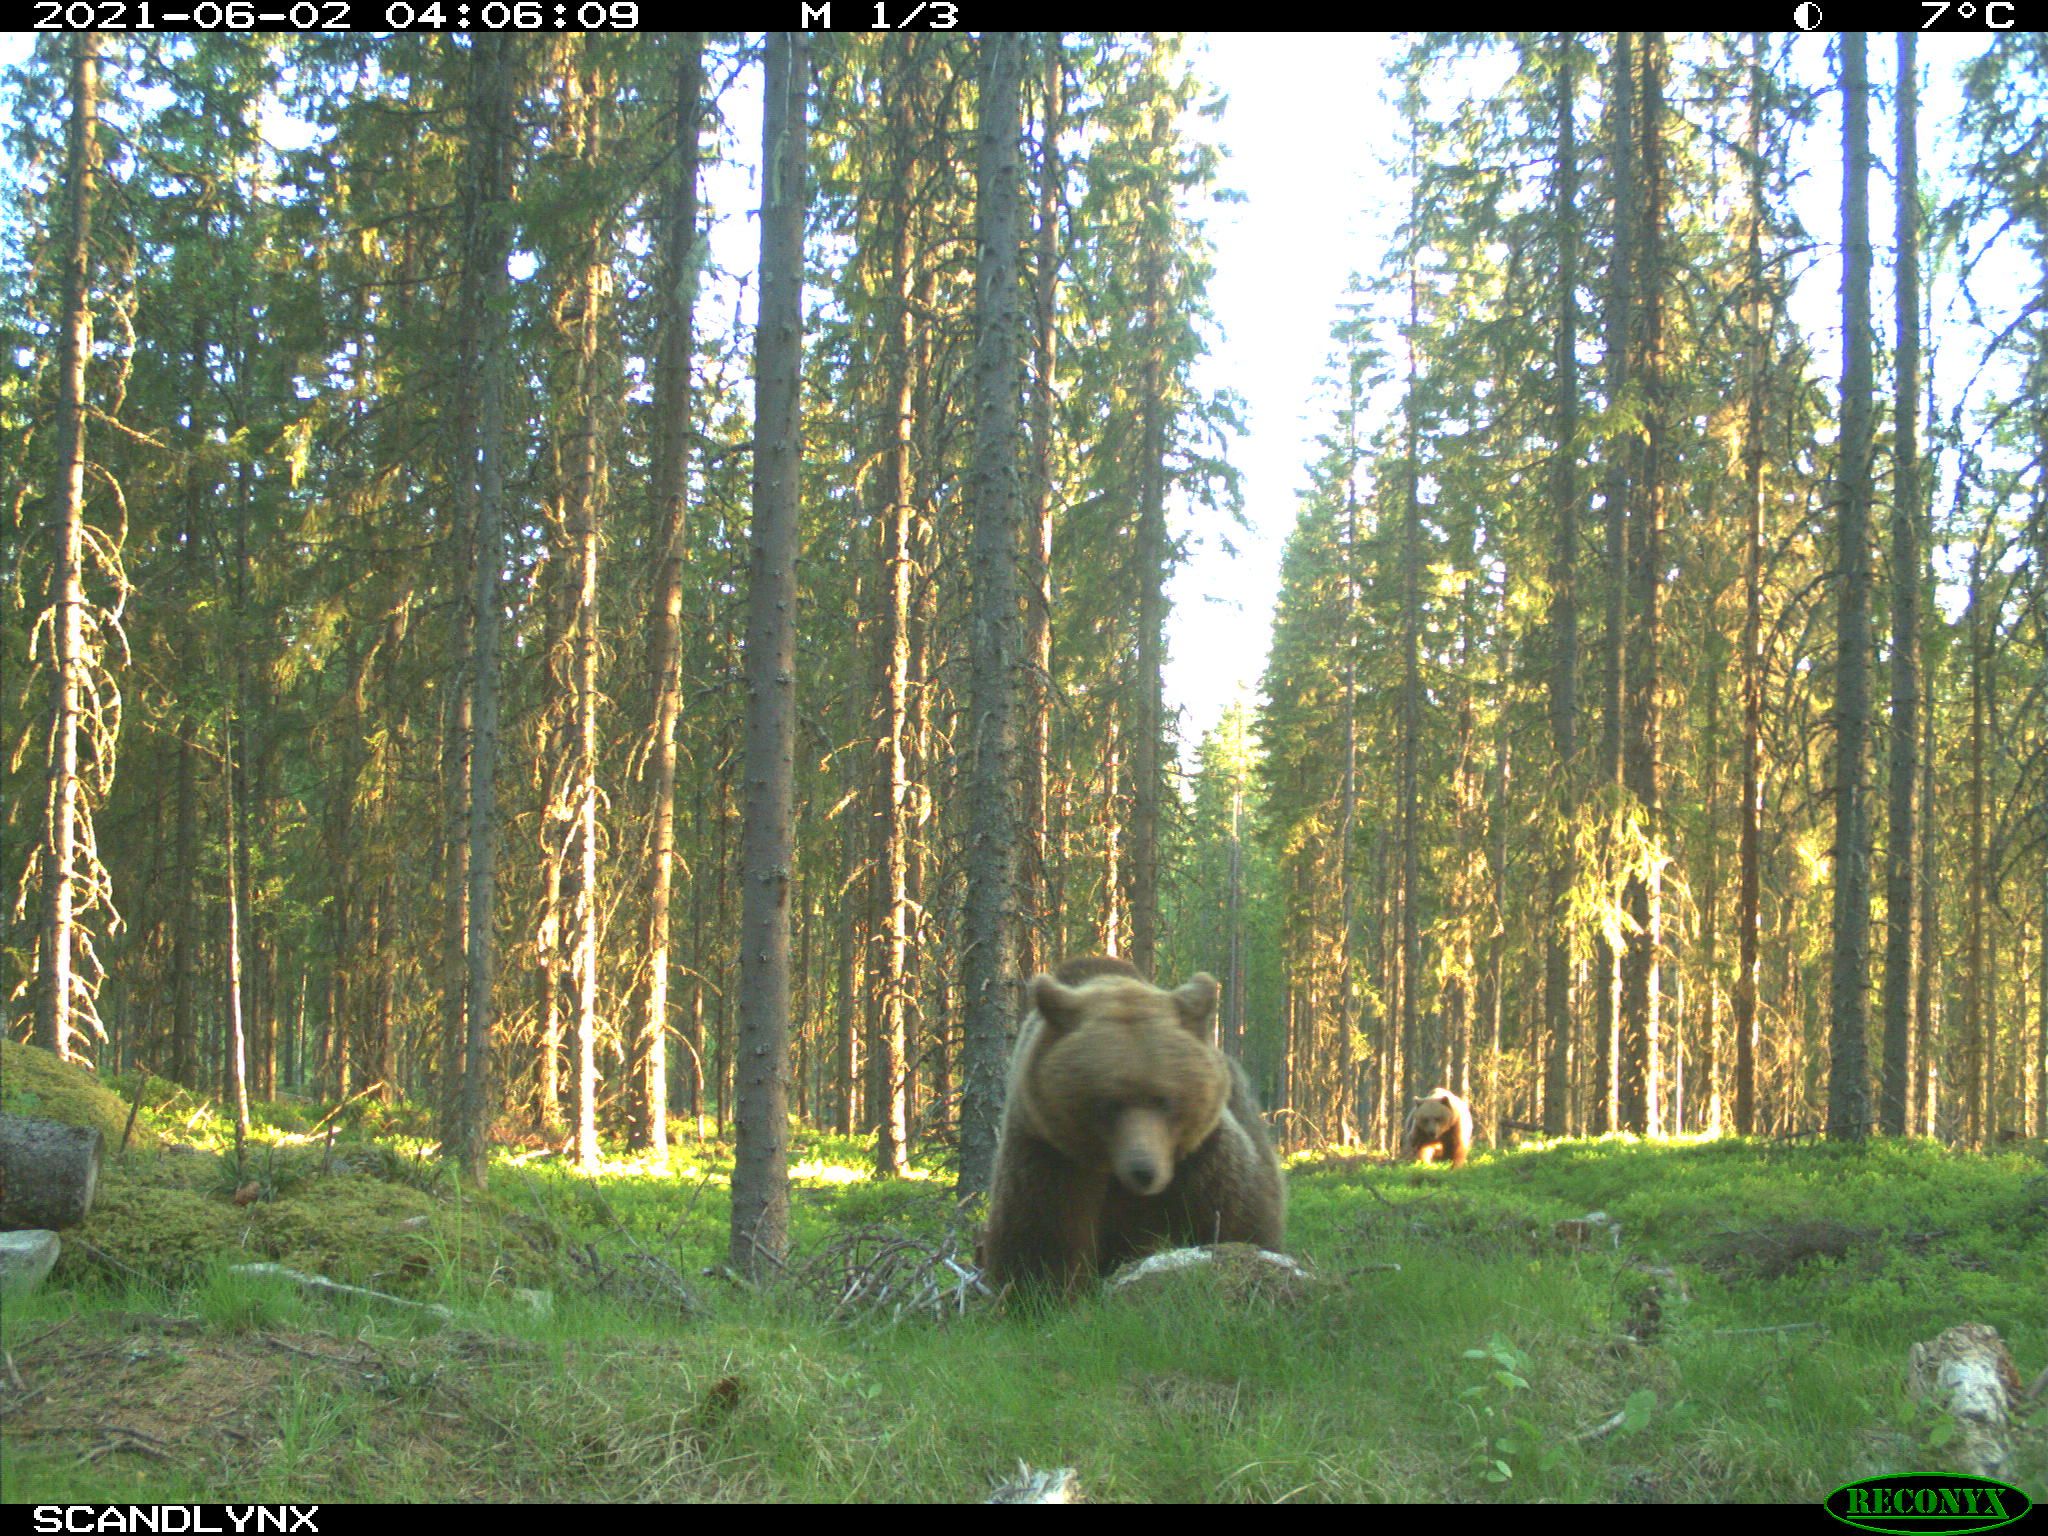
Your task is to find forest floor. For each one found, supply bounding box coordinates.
[2,1047,2044,1504]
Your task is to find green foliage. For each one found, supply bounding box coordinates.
[6,1116,2044,1503]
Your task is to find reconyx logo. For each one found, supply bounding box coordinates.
[1826,1474,2034,1534]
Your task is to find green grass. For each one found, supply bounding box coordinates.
[1,1066,2042,1502]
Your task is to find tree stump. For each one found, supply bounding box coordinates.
[0,1112,103,1230]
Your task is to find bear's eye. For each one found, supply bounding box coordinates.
[1151,1094,1173,1115]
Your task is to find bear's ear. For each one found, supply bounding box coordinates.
[1171,973,1220,1030]
[1028,973,1083,1034]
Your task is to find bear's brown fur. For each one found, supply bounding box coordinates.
[980,956,1286,1293]
[1402,1087,1474,1166]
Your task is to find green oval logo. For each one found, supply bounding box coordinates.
[1826,1474,2034,1535]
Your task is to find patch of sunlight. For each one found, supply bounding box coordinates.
[789,1159,873,1185]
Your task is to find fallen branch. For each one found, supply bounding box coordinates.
[1573,1409,1627,1442]
[118,1077,147,1157]
[310,1081,386,1136]
[1713,1322,1827,1336]
[1906,1324,2023,1477]
[230,1262,454,1321]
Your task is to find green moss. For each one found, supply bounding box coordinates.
[60,1171,240,1286]
[242,1174,443,1292]
[0,1037,136,1148]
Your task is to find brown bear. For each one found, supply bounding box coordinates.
[980,955,1286,1294]
[1402,1087,1474,1167]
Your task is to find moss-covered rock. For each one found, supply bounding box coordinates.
[0,1038,135,1149]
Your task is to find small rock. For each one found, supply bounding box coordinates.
[1106,1244,1318,1305]
[1555,1211,1622,1249]
[511,1287,553,1318]
[0,1230,61,1297]
[395,1215,431,1233]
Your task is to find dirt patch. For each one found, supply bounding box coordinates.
[1693,1220,1876,1279]
[1,1318,291,1471]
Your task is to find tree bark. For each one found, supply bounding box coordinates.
[1594,31,1635,1135]
[453,34,518,1187]
[1399,273,1427,1101]
[1020,37,1062,984]
[1880,34,1921,1136]
[1619,32,1665,1137]
[1827,32,1875,1142]
[0,1113,102,1230]
[729,30,806,1276]
[631,33,705,1167]
[956,30,1027,1198]
[36,31,101,1063]
[1735,31,1768,1137]
[870,38,922,1178]
[1129,91,1172,981]
[1542,32,1580,1138]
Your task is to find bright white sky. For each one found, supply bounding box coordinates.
[1,30,2022,763]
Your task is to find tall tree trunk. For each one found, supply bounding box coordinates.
[1337,400,1362,1139]
[1129,96,1172,982]
[956,31,1027,1198]
[1735,31,1768,1137]
[1021,38,1063,985]
[453,34,518,1187]
[835,809,859,1136]
[559,53,609,1175]
[36,31,101,1062]
[1542,31,1580,1138]
[729,30,806,1276]
[1620,31,1665,1137]
[222,722,250,1133]
[1101,716,1122,955]
[1702,620,1724,1132]
[172,720,200,1086]
[1399,184,1427,1102]
[1827,32,1875,1142]
[1917,631,1940,1136]
[1594,31,1635,1134]
[631,34,704,1167]
[1966,544,1987,1143]
[1879,34,1921,1136]
[870,39,921,1178]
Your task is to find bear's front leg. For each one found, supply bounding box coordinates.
[1157,1114,1284,1252]
[982,1132,1106,1294]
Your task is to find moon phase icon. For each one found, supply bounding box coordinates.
[1794,1,1823,27]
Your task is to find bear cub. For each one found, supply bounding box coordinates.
[1402,1086,1474,1167]
[981,955,1286,1293]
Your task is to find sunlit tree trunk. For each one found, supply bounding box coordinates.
[1594,31,1635,1134]
[1130,95,1171,982]
[631,34,705,1167]
[1542,32,1580,1138]
[1880,34,1921,1137]
[1735,31,1768,1137]
[870,39,921,1178]
[557,51,609,1176]
[1619,31,1665,1137]
[1021,37,1062,983]
[36,31,101,1063]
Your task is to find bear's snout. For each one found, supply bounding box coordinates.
[1112,1110,1175,1197]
